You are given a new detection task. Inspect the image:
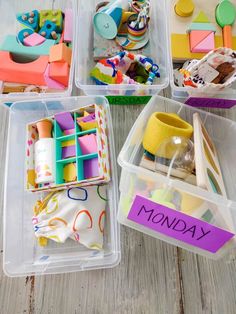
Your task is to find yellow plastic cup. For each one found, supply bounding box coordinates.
[142,112,193,158]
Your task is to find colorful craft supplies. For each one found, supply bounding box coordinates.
[0,6,73,93]
[17,28,34,44]
[49,43,72,66]
[54,111,74,131]
[44,65,65,90]
[84,158,99,179]
[63,163,77,182]
[0,52,48,85]
[49,62,70,87]
[90,51,160,86]
[17,10,39,31]
[39,10,63,32]
[26,104,110,192]
[187,11,216,53]
[0,35,55,57]
[39,20,58,39]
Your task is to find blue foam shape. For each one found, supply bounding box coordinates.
[0,35,55,57]
[17,29,34,44]
[16,10,39,31]
[39,20,57,39]
[187,23,217,32]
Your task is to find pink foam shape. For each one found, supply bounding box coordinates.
[64,128,75,135]
[192,32,215,53]
[44,64,65,90]
[23,33,46,47]
[78,134,97,155]
[64,9,73,43]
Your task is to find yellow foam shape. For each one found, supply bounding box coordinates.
[84,111,90,117]
[63,163,77,182]
[175,0,195,17]
[62,139,75,147]
[193,11,209,23]
[79,121,98,131]
[171,33,236,61]
[179,192,204,213]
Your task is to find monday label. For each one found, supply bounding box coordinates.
[128,195,234,253]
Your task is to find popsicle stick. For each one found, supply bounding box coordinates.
[223,25,233,48]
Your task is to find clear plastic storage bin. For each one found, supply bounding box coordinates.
[3,96,120,276]
[0,0,76,99]
[118,95,236,259]
[170,69,236,105]
[168,0,236,104]
[75,0,169,96]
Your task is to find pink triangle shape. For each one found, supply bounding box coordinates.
[192,32,215,53]
[190,30,212,50]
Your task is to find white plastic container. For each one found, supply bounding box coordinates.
[75,0,169,96]
[3,96,120,276]
[118,95,236,259]
[0,0,76,99]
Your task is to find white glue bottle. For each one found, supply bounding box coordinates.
[35,119,55,184]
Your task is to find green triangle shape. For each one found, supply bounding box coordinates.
[193,11,210,23]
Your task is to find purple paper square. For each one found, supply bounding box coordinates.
[84,158,99,179]
[55,112,75,131]
[62,145,76,159]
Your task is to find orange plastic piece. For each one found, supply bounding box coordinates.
[49,61,69,86]
[49,43,72,66]
[0,51,48,85]
[36,120,53,139]
[223,25,233,48]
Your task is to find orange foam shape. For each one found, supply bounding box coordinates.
[190,30,213,51]
[49,43,72,66]
[49,61,69,86]
[0,51,48,85]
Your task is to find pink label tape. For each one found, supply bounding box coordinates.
[128,195,234,253]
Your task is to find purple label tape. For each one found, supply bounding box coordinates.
[128,195,234,253]
[185,97,236,109]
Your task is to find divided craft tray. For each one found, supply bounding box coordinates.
[26,104,110,192]
[118,95,236,259]
[4,96,120,276]
[169,0,236,99]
